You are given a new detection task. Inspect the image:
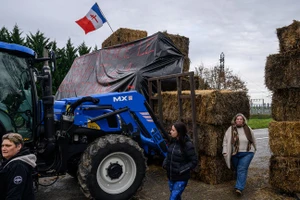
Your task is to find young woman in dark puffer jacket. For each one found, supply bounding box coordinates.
[163,121,198,200]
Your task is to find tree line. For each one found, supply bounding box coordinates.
[0,24,97,93]
[195,64,248,92]
[0,24,248,94]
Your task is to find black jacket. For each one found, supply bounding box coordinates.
[0,148,36,200]
[163,137,198,181]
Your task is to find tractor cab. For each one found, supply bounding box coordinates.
[0,42,36,142]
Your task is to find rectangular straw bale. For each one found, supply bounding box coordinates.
[161,121,229,156]
[158,90,249,125]
[265,50,300,90]
[192,155,234,184]
[162,31,190,72]
[272,89,300,121]
[102,28,147,48]
[277,20,300,53]
[196,124,230,157]
[269,155,300,193]
[269,121,300,157]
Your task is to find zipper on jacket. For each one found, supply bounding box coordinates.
[180,167,189,174]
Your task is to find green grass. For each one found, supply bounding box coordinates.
[248,115,273,129]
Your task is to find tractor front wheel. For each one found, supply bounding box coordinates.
[77,134,147,200]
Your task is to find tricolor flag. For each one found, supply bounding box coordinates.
[76,3,107,34]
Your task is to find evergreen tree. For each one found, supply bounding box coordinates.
[25,30,50,59]
[52,38,78,94]
[52,47,67,93]
[78,42,91,56]
[0,27,10,42]
[92,44,98,52]
[10,24,25,45]
[65,38,78,70]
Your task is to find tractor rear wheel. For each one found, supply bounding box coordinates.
[77,134,147,200]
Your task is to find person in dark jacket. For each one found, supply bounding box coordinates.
[0,133,37,200]
[163,121,198,200]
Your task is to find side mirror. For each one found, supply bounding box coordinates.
[34,48,58,72]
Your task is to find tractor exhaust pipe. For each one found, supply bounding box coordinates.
[37,48,55,155]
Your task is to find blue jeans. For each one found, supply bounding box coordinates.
[231,152,254,191]
[168,180,188,200]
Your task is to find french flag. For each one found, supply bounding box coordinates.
[76,3,107,34]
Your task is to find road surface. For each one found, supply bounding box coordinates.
[35,129,297,200]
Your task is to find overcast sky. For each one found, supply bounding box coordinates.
[1,0,299,104]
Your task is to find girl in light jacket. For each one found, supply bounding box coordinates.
[222,113,256,196]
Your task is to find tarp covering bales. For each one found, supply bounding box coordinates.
[55,32,184,100]
[162,31,190,72]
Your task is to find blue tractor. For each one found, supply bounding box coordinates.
[0,41,169,200]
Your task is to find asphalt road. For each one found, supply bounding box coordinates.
[252,128,270,166]
[36,129,293,200]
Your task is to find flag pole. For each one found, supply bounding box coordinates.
[99,7,114,33]
[106,21,114,33]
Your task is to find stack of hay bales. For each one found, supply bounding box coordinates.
[265,20,300,193]
[162,31,190,72]
[102,28,147,48]
[156,90,250,184]
[101,28,190,73]
[101,28,192,92]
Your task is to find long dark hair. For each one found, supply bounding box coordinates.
[173,121,188,150]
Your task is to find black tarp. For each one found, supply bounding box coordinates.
[55,32,184,100]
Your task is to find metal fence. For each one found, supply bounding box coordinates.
[250,99,271,115]
[250,105,271,115]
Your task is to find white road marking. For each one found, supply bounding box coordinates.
[256,137,268,140]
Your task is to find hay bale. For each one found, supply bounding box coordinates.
[196,124,230,157]
[272,89,300,121]
[265,50,300,90]
[102,28,147,48]
[162,121,229,156]
[157,90,249,125]
[269,155,300,193]
[162,31,190,72]
[269,121,300,157]
[192,155,234,184]
[277,20,300,53]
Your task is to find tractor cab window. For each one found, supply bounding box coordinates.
[0,51,33,141]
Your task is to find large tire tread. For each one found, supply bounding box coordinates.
[77,134,147,200]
